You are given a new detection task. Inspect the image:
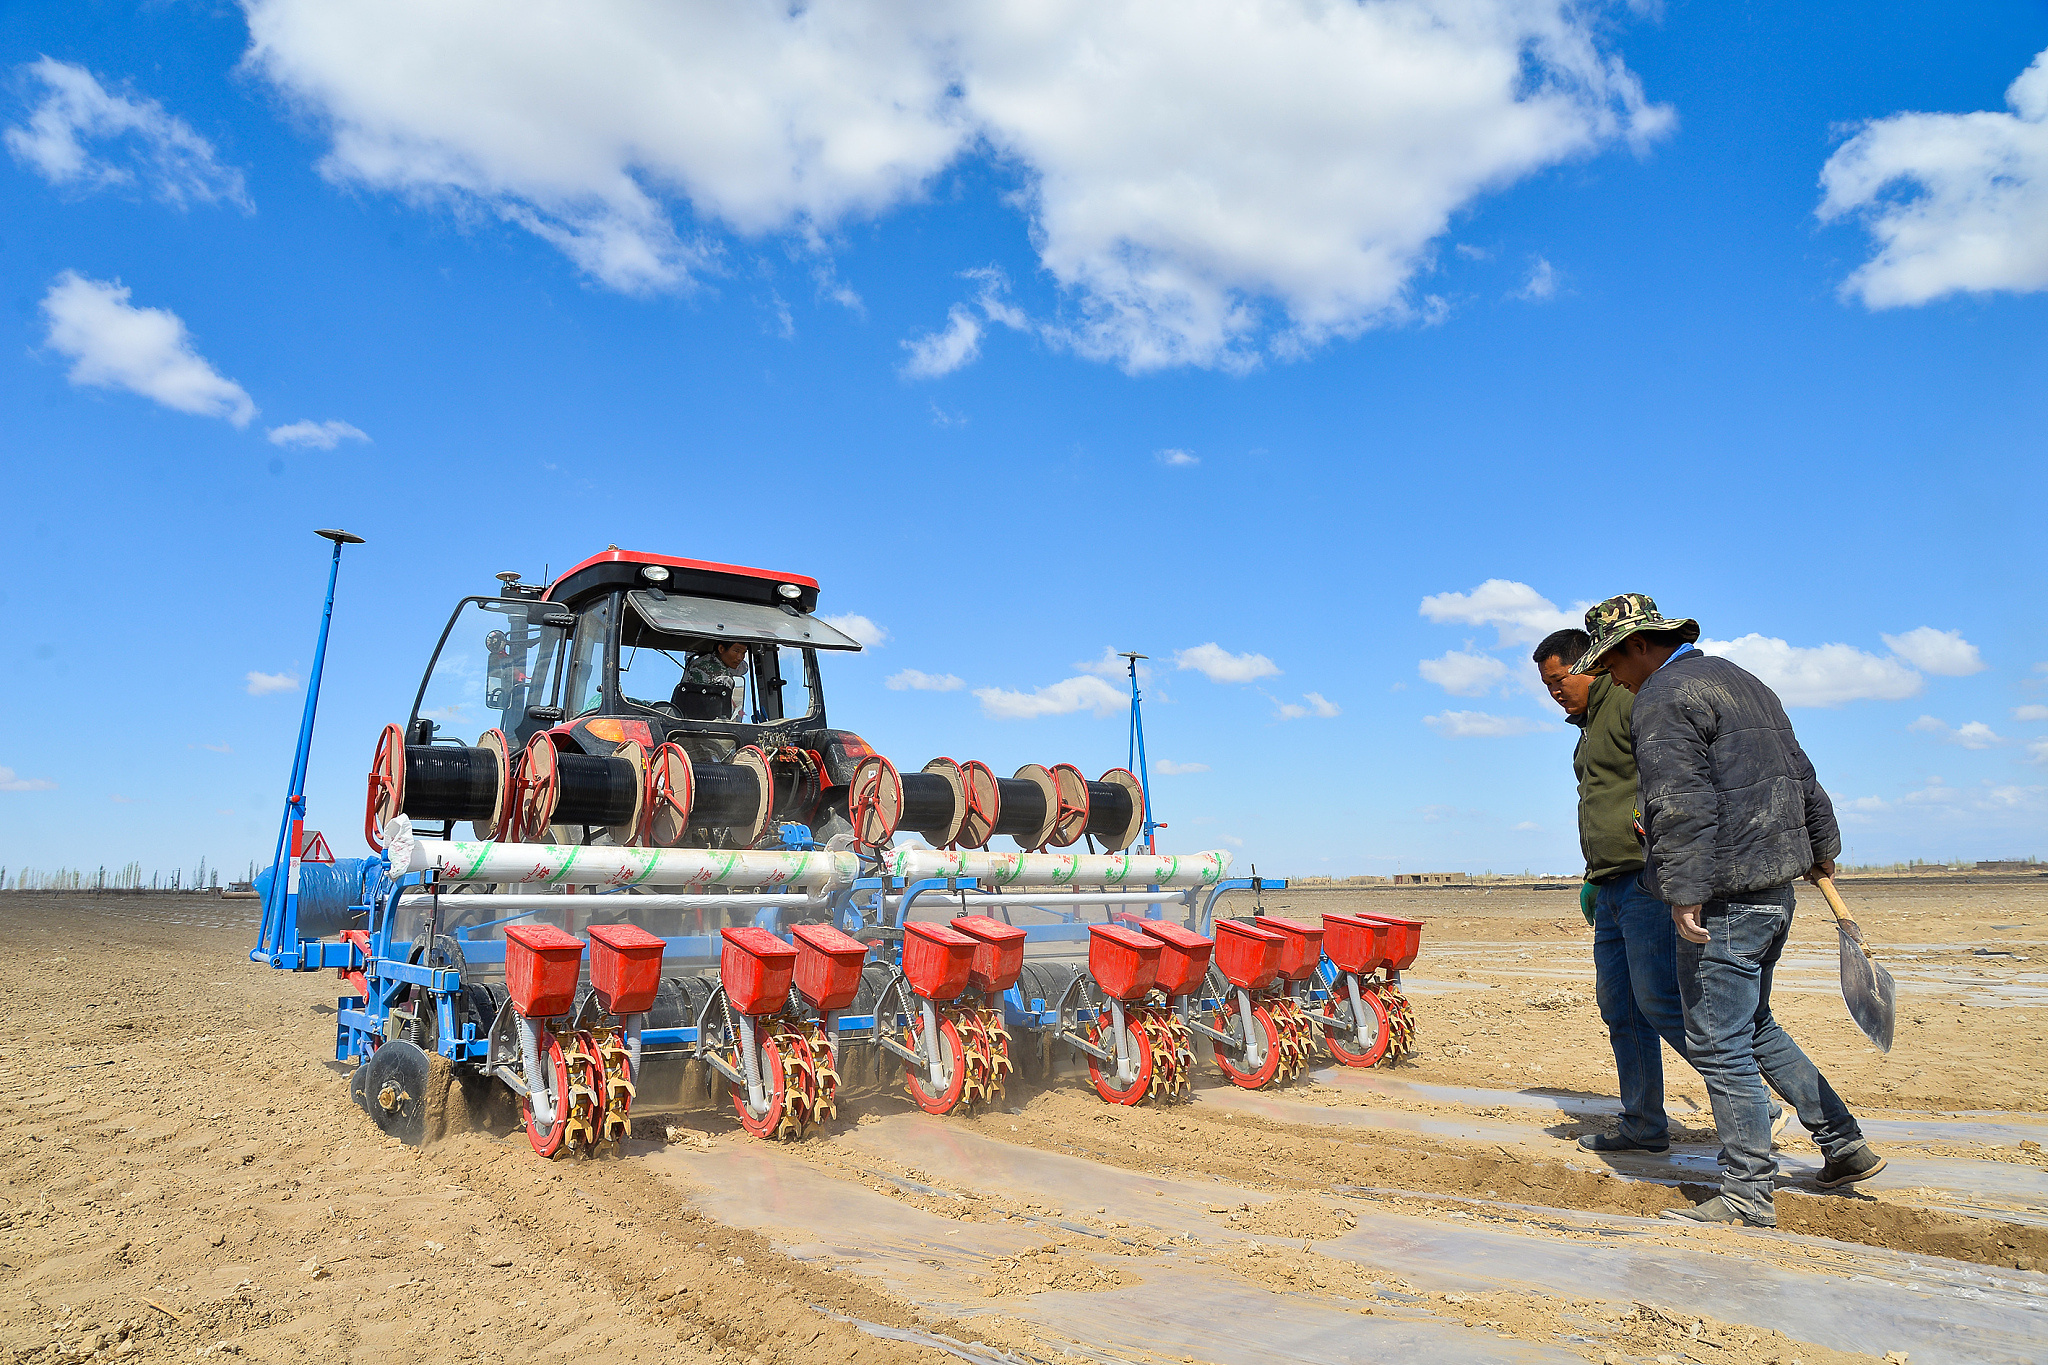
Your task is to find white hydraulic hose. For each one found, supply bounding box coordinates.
[517,1016,554,1128]
[887,848,1232,887]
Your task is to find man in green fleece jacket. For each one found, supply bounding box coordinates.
[1535,627,1696,1154]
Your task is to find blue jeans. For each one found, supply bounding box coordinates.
[1593,872,1691,1145]
[1677,895,1868,1224]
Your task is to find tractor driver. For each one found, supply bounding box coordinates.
[680,640,749,720]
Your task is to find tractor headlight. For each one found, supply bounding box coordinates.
[641,565,671,583]
[776,583,801,600]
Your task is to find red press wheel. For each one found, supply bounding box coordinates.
[903,1014,969,1115]
[1321,984,1392,1068]
[520,1028,573,1157]
[1210,1002,1283,1090]
[731,1035,790,1139]
[1085,1014,1155,1106]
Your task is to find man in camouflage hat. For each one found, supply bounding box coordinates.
[1574,594,1885,1227]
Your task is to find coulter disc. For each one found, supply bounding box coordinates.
[362,1038,432,1146]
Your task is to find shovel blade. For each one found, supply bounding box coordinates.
[1836,924,1896,1054]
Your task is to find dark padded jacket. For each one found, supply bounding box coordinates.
[1632,650,1840,908]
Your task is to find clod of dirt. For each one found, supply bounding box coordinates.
[1207,1192,1359,1239]
[972,1245,1137,1297]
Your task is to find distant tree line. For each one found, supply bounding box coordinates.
[0,856,253,892]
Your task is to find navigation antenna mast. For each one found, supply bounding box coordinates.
[1120,652,1160,854]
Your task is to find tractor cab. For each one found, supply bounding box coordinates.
[407,549,865,765]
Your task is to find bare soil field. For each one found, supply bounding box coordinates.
[5,875,2044,1364]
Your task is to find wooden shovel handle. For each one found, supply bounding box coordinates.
[1816,875,1872,956]
[1815,875,1853,924]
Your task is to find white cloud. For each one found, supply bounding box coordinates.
[1074,646,1147,682]
[1514,256,1557,301]
[974,674,1126,720]
[1697,634,1922,708]
[1219,834,1245,848]
[900,305,983,379]
[1511,821,1540,832]
[246,671,300,696]
[1880,626,1986,677]
[5,58,250,209]
[2029,738,2048,766]
[1424,710,1557,738]
[1419,579,1582,647]
[821,613,888,647]
[1909,715,2005,750]
[885,669,963,692]
[243,0,1669,369]
[0,766,57,792]
[1819,46,2048,307]
[1174,642,1280,684]
[40,272,257,427]
[1156,448,1198,467]
[267,419,369,450]
[1418,649,1510,698]
[2013,704,2048,722]
[1151,759,1209,775]
[1275,692,1342,721]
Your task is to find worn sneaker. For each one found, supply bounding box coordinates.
[1816,1146,1888,1188]
[1578,1132,1669,1154]
[1660,1195,1773,1228]
[1770,1106,1792,1150]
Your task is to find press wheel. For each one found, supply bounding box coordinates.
[1085,1014,1155,1106]
[904,1014,968,1115]
[731,1035,789,1138]
[1210,1002,1282,1090]
[1322,986,1392,1067]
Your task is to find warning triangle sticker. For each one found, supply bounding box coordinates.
[300,830,335,864]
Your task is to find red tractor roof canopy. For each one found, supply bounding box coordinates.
[545,548,822,614]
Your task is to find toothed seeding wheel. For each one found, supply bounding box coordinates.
[1264,996,1310,1081]
[1370,980,1417,1062]
[1155,1007,1197,1099]
[802,1021,842,1126]
[565,1030,606,1155]
[1321,983,1393,1068]
[976,1006,1012,1105]
[731,1020,824,1140]
[595,1026,637,1143]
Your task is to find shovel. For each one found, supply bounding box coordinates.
[1815,876,1895,1054]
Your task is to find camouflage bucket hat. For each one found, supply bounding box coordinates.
[1570,593,1701,674]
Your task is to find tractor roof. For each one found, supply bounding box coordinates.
[545,548,821,614]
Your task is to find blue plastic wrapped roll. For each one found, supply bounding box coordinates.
[255,857,375,937]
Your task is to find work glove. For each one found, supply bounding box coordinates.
[1579,880,1597,928]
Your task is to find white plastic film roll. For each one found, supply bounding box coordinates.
[886,848,1232,887]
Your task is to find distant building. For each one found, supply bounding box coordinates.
[1975,860,2039,872]
[1394,872,1466,886]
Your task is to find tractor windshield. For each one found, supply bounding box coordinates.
[616,595,822,725]
[411,597,571,747]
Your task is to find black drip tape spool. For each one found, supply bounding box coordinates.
[400,745,501,822]
[550,752,641,827]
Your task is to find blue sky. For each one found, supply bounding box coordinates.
[3,1,2044,882]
